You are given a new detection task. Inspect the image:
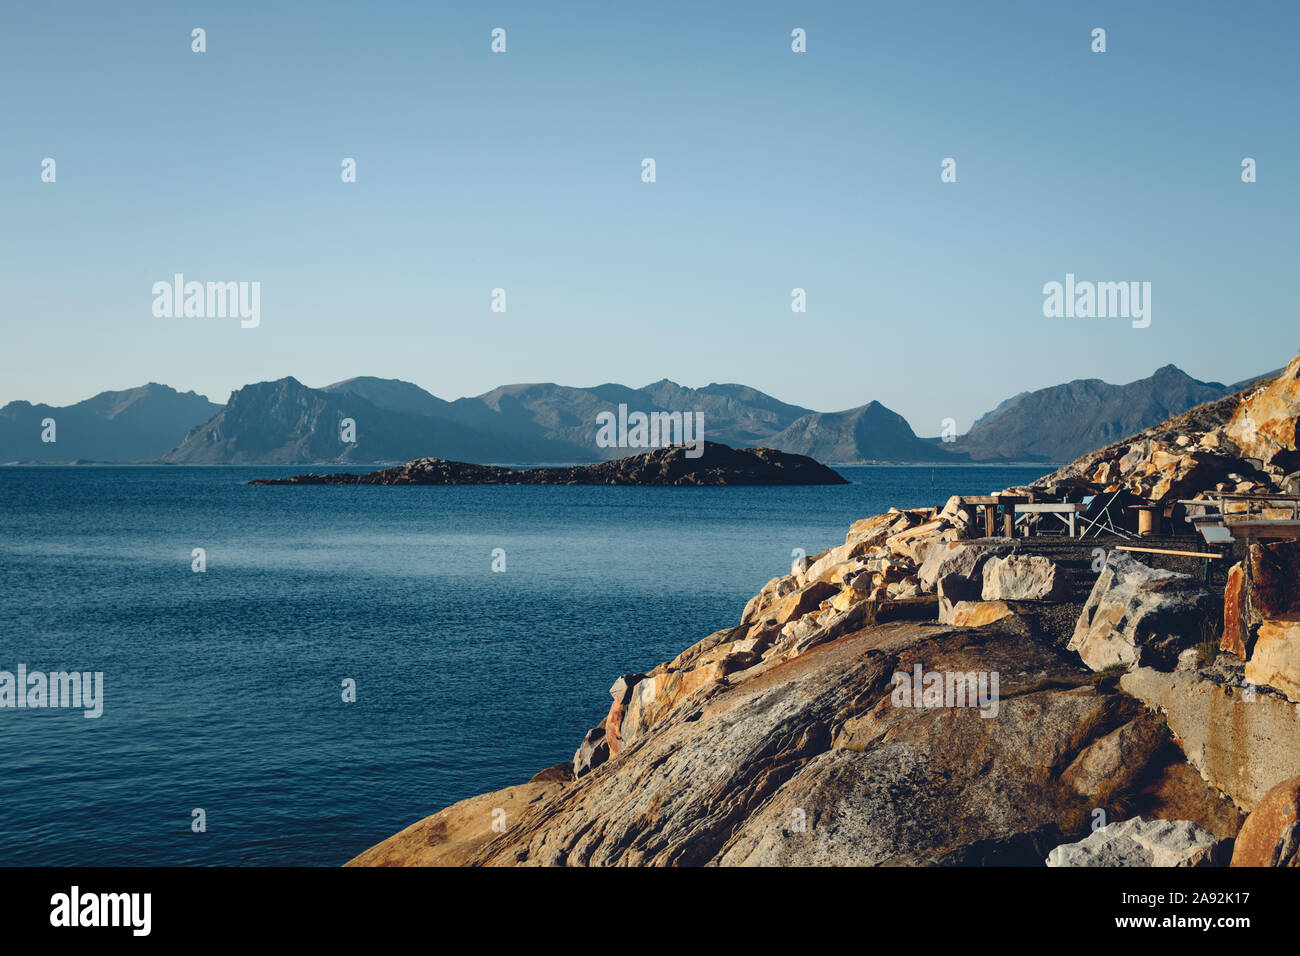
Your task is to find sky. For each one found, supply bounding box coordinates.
[2,0,1297,435]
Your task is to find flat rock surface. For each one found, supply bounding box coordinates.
[355,617,1190,866]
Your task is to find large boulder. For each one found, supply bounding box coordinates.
[1121,666,1300,812]
[1231,775,1300,867]
[1069,552,1216,672]
[771,580,838,626]
[949,600,1016,628]
[982,554,1072,602]
[664,625,745,670]
[937,572,983,624]
[1045,817,1227,867]
[844,511,901,550]
[917,537,1018,593]
[801,541,873,587]
[1224,351,1300,471]
[1246,620,1300,704]
[885,518,957,566]
[741,578,798,625]
[936,495,978,539]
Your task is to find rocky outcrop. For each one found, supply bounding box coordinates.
[1045,817,1227,867]
[1070,552,1216,672]
[1231,775,1300,867]
[350,518,1279,868]
[463,620,1156,866]
[250,442,847,486]
[350,494,1280,866]
[353,564,1262,869]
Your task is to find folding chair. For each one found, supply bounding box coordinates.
[1077,489,1135,539]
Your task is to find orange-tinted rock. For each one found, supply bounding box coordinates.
[773,580,838,626]
[1221,542,1300,701]
[604,675,644,756]
[1245,619,1300,703]
[345,775,569,866]
[616,663,724,749]
[845,511,898,549]
[1225,353,1300,469]
[1230,775,1300,867]
[1220,562,1248,658]
[949,600,1015,627]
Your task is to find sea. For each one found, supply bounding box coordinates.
[0,463,1047,865]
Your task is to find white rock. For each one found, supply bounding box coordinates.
[1045,817,1226,867]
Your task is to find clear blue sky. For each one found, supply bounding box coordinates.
[3,0,1296,434]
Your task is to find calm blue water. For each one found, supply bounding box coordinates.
[0,464,1046,866]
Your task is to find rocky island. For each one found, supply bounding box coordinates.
[348,352,1300,867]
[250,441,848,486]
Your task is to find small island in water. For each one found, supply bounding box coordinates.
[248,441,848,487]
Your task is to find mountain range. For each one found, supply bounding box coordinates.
[945,364,1277,462]
[0,365,1273,466]
[0,384,221,463]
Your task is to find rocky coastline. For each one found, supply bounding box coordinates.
[348,352,1300,867]
[250,441,847,487]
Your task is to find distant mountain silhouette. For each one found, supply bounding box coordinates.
[0,384,220,463]
[165,376,814,465]
[946,365,1241,462]
[3,363,1276,465]
[765,401,962,464]
[164,377,588,465]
